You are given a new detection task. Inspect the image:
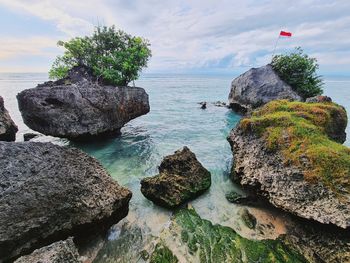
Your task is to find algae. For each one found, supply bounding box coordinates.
[173,208,308,263]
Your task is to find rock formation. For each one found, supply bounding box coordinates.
[0,96,18,141]
[14,238,80,263]
[17,66,150,140]
[141,147,211,208]
[228,65,301,113]
[0,141,132,262]
[228,100,350,228]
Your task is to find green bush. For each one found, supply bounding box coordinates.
[271,47,323,99]
[49,26,152,86]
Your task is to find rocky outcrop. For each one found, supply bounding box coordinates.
[228,100,350,228]
[141,147,211,208]
[228,65,301,113]
[17,67,150,140]
[14,238,81,263]
[0,96,18,141]
[0,141,132,262]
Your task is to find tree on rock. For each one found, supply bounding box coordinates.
[271,47,323,100]
[49,26,152,86]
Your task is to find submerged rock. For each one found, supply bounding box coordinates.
[225,191,256,205]
[228,65,301,113]
[228,100,350,228]
[0,96,18,141]
[165,208,308,262]
[150,243,179,263]
[141,147,211,208]
[14,238,80,263]
[0,141,132,262]
[17,66,150,140]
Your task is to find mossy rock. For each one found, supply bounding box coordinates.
[240,208,257,229]
[174,208,308,263]
[239,100,349,193]
[150,243,178,263]
[141,147,211,208]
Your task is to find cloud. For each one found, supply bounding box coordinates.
[0,0,350,73]
[0,37,58,59]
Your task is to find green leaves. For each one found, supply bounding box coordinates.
[271,47,323,99]
[49,26,152,86]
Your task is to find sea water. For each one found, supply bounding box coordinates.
[1,73,349,261]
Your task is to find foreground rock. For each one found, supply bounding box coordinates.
[0,141,132,262]
[228,65,301,113]
[14,238,80,263]
[17,66,150,140]
[141,147,211,208]
[228,99,350,228]
[0,96,18,141]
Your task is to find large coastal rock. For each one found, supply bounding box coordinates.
[0,96,18,141]
[14,238,80,263]
[0,141,132,262]
[228,65,301,113]
[141,147,211,208]
[17,67,150,140]
[228,100,350,228]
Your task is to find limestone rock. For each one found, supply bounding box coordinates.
[141,147,211,208]
[228,65,301,113]
[17,67,150,140]
[0,96,18,141]
[14,238,81,263]
[0,141,132,262]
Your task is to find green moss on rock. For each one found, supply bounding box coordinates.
[150,243,178,263]
[239,100,350,193]
[174,208,308,263]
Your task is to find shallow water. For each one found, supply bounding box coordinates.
[1,73,350,261]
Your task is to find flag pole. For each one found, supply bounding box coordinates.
[271,34,280,61]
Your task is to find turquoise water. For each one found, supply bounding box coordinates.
[1,73,350,261]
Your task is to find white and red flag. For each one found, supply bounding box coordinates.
[279,31,292,37]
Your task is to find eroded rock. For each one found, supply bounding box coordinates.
[17,67,150,140]
[0,141,132,262]
[228,65,301,113]
[14,238,80,263]
[0,96,18,141]
[228,100,350,228]
[141,147,211,208]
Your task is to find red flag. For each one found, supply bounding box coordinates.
[280,31,292,37]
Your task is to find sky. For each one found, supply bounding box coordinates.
[0,0,350,76]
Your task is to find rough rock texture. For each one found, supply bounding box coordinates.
[228,123,350,229]
[283,221,350,263]
[17,67,150,140]
[0,141,132,262]
[141,147,211,208]
[306,96,347,143]
[306,95,332,103]
[228,65,301,113]
[14,238,81,263]
[0,96,18,141]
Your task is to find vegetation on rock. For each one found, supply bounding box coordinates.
[271,47,323,99]
[49,25,151,86]
[150,243,179,263]
[174,208,308,262]
[239,100,350,193]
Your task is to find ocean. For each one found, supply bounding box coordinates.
[1,73,349,261]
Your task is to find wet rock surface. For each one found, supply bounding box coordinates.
[228,65,301,113]
[0,96,18,141]
[14,238,81,263]
[17,67,150,140]
[141,147,211,208]
[0,141,132,262]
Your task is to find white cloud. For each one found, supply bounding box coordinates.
[0,0,350,73]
